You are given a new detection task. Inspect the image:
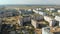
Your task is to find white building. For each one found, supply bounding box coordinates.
[33,9,39,13]
[42,27,53,34]
[55,16,60,21]
[50,8,55,11]
[46,8,55,12]
[44,16,53,22]
[55,16,60,26]
[31,19,46,28]
[31,16,44,28]
[33,9,47,16]
[49,20,58,27]
[36,8,42,11]
[44,16,57,26]
[50,8,55,12]
[57,10,60,13]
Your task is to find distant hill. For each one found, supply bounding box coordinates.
[0,4,60,9]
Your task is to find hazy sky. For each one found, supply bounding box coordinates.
[0,0,60,5]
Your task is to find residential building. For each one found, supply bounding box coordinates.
[49,20,59,27]
[19,15,31,26]
[42,27,53,34]
[31,19,37,28]
[55,16,60,21]
[19,9,33,15]
[0,9,19,18]
[27,9,33,11]
[36,8,42,11]
[44,16,54,22]
[44,16,58,26]
[52,13,58,16]
[31,15,47,28]
[46,8,50,11]
[33,9,47,16]
[55,16,60,27]
[57,10,60,13]
[46,8,56,12]
[49,8,55,12]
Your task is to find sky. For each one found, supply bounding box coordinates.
[0,0,60,5]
